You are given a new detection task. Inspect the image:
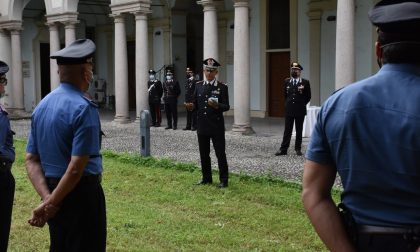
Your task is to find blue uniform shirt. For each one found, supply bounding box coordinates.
[0,106,15,162]
[26,83,102,177]
[306,64,420,227]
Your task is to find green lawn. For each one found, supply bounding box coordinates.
[8,139,335,251]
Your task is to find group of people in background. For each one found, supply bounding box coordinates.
[1,1,420,251]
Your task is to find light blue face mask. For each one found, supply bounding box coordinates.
[166,75,172,81]
[149,75,155,80]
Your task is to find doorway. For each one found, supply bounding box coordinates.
[127,41,136,110]
[40,43,51,98]
[268,52,290,117]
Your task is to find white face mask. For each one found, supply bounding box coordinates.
[149,75,155,80]
[166,75,172,81]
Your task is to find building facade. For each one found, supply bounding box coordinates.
[0,0,378,133]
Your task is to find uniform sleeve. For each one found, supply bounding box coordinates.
[305,80,311,105]
[0,115,15,162]
[26,115,38,156]
[305,106,334,165]
[72,105,101,156]
[284,79,288,99]
[218,84,230,112]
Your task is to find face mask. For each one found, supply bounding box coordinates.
[166,75,172,81]
[149,75,155,80]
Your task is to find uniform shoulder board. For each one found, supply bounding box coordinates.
[196,80,204,85]
[82,95,99,108]
[217,81,227,86]
[285,77,291,82]
[0,105,8,115]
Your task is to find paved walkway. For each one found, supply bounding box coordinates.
[11,109,310,184]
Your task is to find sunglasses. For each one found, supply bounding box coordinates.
[0,77,7,85]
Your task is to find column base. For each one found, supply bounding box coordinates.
[231,124,255,136]
[7,108,31,120]
[113,116,131,124]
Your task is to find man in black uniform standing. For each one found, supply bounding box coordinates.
[0,60,15,252]
[163,70,181,130]
[187,58,230,188]
[183,67,197,131]
[148,69,163,127]
[275,62,311,156]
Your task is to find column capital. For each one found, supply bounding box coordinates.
[197,0,222,12]
[0,20,23,31]
[133,11,152,20]
[46,12,78,24]
[63,20,79,27]
[233,0,249,8]
[110,1,151,15]
[110,14,126,23]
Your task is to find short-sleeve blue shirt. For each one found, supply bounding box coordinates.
[306,64,420,227]
[26,83,102,177]
[0,106,15,162]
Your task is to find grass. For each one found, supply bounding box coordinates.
[8,139,340,251]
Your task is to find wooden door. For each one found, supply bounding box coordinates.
[268,52,290,117]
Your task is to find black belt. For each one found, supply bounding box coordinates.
[46,174,102,187]
[0,160,12,172]
[358,224,420,235]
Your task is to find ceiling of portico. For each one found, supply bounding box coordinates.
[22,0,111,20]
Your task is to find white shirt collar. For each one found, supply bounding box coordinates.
[206,79,217,86]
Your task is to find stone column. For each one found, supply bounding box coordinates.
[232,0,253,134]
[198,0,219,61]
[10,29,24,111]
[113,14,130,123]
[0,29,11,107]
[335,0,355,89]
[134,12,150,121]
[308,11,321,106]
[48,22,61,91]
[64,21,77,46]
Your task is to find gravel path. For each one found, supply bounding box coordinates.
[11,116,309,184]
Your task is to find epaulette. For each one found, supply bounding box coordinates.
[217,81,227,86]
[82,95,99,108]
[0,104,8,115]
[196,80,204,85]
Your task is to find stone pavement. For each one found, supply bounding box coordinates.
[11,109,310,184]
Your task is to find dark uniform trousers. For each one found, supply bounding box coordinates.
[197,132,228,184]
[280,78,311,152]
[185,109,197,129]
[280,116,305,152]
[47,176,106,252]
[355,232,420,252]
[165,97,178,128]
[149,102,162,126]
[0,169,14,252]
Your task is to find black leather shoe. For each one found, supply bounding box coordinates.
[191,128,197,131]
[296,150,303,156]
[195,180,212,185]
[183,127,191,130]
[218,182,228,188]
[275,150,287,156]
[173,127,177,130]
[165,126,172,130]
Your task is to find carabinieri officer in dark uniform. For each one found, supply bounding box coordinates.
[0,60,15,252]
[26,39,106,251]
[183,67,197,131]
[163,70,181,130]
[275,62,311,156]
[148,69,163,127]
[187,58,230,188]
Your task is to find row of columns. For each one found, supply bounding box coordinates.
[111,8,151,123]
[197,0,253,134]
[0,23,24,113]
[47,18,78,90]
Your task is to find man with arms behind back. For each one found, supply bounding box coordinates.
[26,39,106,251]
